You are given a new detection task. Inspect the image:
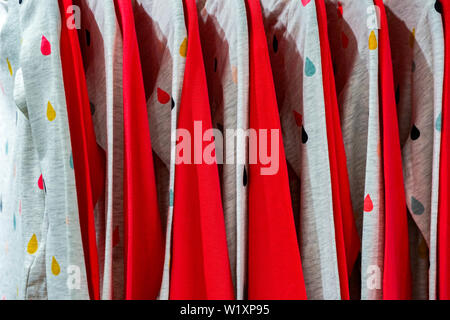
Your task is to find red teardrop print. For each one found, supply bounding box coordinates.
[157,88,171,104]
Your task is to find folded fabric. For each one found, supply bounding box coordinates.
[114,0,165,300]
[132,0,187,300]
[316,0,361,299]
[169,0,234,300]
[245,0,307,300]
[196,0,250,299]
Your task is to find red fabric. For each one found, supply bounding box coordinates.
[114,0,165,300]
[59,0,106,300]
[438,0,450,300]
[169,0,234,300]
[315,0,360,300]
[245,0,307,300]
[373,0,412,300]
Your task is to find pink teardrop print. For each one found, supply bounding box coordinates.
[41,36,51,56]
[301,0,311,6]
[364,194,374,212]
[38,174,44,190]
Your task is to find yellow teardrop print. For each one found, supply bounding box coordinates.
[369,31,377,50]
[27,234,38,255]
[179,38,187,58]
[51,256,61,276]
[47,101,56,121]
[6,58,12,76]
[409,28,416,48]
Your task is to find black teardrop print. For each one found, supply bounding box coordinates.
[171,98,175,110]
[273,34,278,53]
[302,126,309,144]
[435,0,443,14]
[243,167,248,187]
[90,102,96,115]
[411,125,421,140]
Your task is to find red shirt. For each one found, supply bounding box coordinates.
[59,0,106,300]
[438,0,450,300]
[169,0,234,300]
[373,0,412,300]
[245,0,307,300]
[114,0,165,300]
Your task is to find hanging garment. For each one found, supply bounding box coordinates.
[438,0,450,300]
[0,0,23,300]
[374,0,412,300]
[259,0,339,299]
[385,0,444,300]
[114,0,165,300]
[196,0,250,299]
[0,0,90,299]
[59,0,108,300]
[245,0,307,300]
[325,0,384,300]
[169,0,234,300]
[73,0,125,300]
[315,0,361,300]
[131,0,187,300]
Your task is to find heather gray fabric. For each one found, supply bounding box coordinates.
[197,0,249,300]
[0,0,89,299]
[325,0,383,300]
[260,0,340,300]
[133,0,187,300]
[0,1,25,301]
[385,0,444,300]
[75,0,125,300]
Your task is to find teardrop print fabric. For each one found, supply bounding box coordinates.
[324,0,386,300]
[384,0,444,300]
[73,0,126,300]
[316,0,361,300]
[260,0,339,299]
[197,0,250,300]
[2,0,91,299]
[0,0,448,302]
[438,0,450,301]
